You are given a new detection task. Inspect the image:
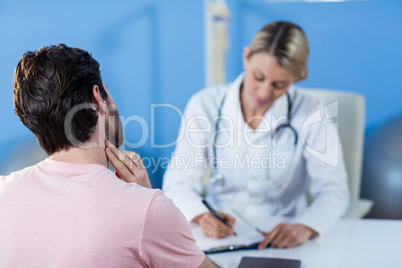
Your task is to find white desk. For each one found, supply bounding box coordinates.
[207,219,402,268]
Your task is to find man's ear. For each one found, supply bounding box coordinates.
[92,85,107,115]
[243,47,250,70]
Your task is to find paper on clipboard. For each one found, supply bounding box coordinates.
[190,215,265,253]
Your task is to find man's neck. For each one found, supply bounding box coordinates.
[49,144,108,168]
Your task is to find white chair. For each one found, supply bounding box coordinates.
[303,88,373,218]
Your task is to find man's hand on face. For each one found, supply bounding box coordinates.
[105,140,152,189]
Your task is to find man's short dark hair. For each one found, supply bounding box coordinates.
[13,44,108,155]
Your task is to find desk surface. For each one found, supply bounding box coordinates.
[207,219,402,268]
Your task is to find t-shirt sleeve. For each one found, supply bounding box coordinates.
[139,190,205,268]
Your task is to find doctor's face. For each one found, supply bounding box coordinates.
[242,50,295,114]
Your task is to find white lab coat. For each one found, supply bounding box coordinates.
[163,74,349,235]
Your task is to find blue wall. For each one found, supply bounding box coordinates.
[1,0,401,188]
[225,0,402,131]
[0,0,205,188]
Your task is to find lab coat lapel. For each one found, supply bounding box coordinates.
[219,73,245,140]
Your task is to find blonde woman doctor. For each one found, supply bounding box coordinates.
[163,21,349,249]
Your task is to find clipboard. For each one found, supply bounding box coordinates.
[190,215,266,254]
[203,242,261,254]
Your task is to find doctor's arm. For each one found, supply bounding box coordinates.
[259,110,349,249]
[164,155,237,239]
[291,113,350,236]
[162,126,236,238]
[162,95,215,222]
[162,95,236,238]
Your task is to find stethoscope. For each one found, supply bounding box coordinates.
[207,91,298,199]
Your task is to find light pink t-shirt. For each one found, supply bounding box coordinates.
[0,159,205,268]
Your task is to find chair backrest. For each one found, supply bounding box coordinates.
[302,89,365,202]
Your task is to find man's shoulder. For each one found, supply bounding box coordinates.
[134,187,175,214]
[0,161,162,207]
[0,164,38,183]
[90,176,164,210]
[119,183,162,202]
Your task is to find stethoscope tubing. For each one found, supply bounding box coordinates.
[212,91,297,170]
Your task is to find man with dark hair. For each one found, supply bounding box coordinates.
[13,44,123,154]
[0,44,218,268]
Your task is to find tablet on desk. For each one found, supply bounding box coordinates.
[238,256,301,268]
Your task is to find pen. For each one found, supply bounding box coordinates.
[202,199,237,236]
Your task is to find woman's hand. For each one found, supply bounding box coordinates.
[258,223,317,250]
[193,212,236,239]
[105,140,152,189]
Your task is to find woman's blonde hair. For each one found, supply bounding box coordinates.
[248,21,309,82]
